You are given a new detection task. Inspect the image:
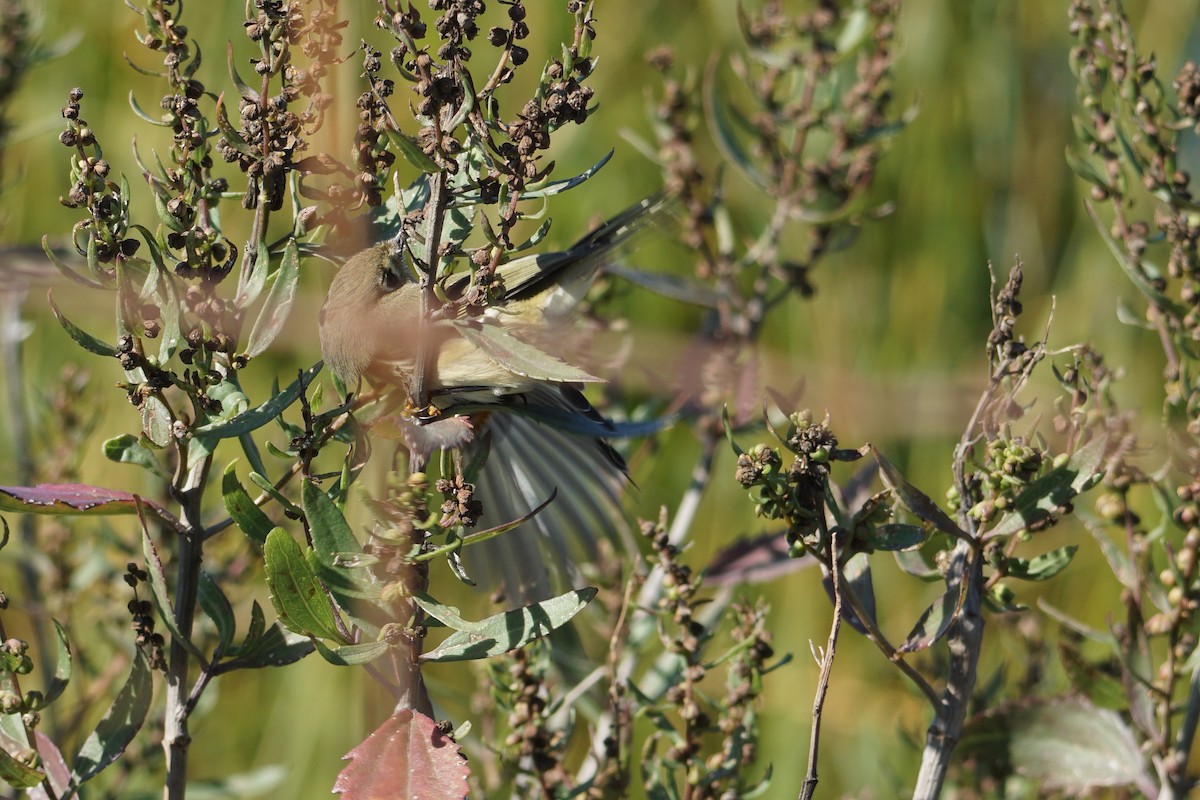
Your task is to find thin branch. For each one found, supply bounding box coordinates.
[799,523,842,800]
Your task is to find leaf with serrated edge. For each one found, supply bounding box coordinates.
[263,528,347,643]
[333,709,468,799]
[421,588,596,662]
[302,481,375,605]
[221,462,273,546]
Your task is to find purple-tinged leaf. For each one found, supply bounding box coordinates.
[827,552,876,635]
[704,532,818,587]
[0,484,169,519]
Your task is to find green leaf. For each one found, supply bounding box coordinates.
[246,238,301,359]
[225,44,260,103]
[874,448,969,540]
[384,127,440,173]
[985,437,1107,539]
[71,650,153,785]
[198,572,237,656]
[192,362,322,441]
[39,620,73,708]
[420,587,596,662]
[605,265,722,307]
[42,236,106,289]
[103,434,169,480]
[313,638,392,666]
[519,149,612,199]
[450,320,602,383]
[0,745,45,789]
[263,528,347,643]
[1005,545,1078,581]
[704,72,767,188]
[959,697,1151,795]
[898,589,962,653]
[48,291,117,356]
[221,463,273,546]
[140,395,173,448]
[248,471,302,518]
[141,525,207,664]
[302,481,376,604]
[235,238,271,309]
[867,523,928,552]
[219,620,314,671]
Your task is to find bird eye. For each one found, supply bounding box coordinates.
[379,266,403,293]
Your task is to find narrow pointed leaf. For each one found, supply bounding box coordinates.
[0,484,170,519]
[1005,545,1078,581]
[246,239,301,358]
[221,462,273,546]
[193,362,322,440]
[71,651,152,784]
[519,149,612,199]
[874,447,968,540]
[198,571,237,655]
[140,517,206,663]
[313,638,392,666]
[421,587,596,662]
[39,621,72,708]
[48,292,117,356]
[383,128,440,173]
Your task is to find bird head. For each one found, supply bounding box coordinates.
[319,239,415,388]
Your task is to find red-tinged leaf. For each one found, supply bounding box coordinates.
[0,484,170,519]
[703,532,818,587]
[333,709,469,800]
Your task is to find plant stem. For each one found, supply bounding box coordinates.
[163,455,211,800]
[911,542,983,800]
[799,527,842,800]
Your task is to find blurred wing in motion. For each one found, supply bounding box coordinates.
[464,386,630,604]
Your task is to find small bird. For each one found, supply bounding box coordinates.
[319,196,663,600]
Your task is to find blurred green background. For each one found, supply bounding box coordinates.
[0,0,1197,797]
